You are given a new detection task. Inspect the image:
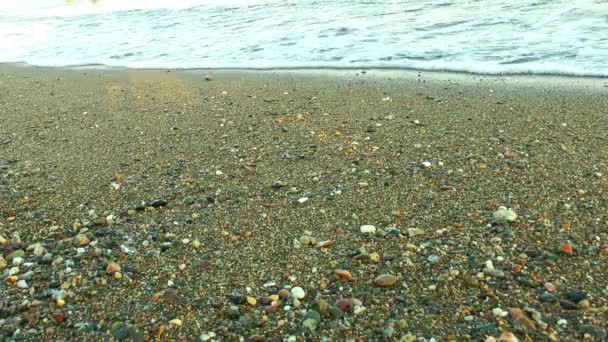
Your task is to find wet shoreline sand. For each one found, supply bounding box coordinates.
[1,64,607,341]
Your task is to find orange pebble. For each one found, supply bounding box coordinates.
[559,244,573,255]
[335,269,353,280]
[498,332,518,342]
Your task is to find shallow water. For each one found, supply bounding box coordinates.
[2,0,608,76]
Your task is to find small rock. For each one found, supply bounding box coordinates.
[150,199,168,208]
[16,280,28,289]
[427,255,440,264]
[483,268,505,278]
[271,180,288,188]
[246,297,257,306]
[73,234,90,246]
[169,319,182,326]
[6,249,25,261]
[360,225,377,234]
[498,332,518,342]
[278,289,291,299]
[311,299,329,314]
[12,256,23,266]
[407,228,425,237]
[492,206,518,223]
[374,274,398,287]
[33,244,46,256]
[335,269,353,280]
[538,293,556,303]
[302,318,318,331]
[304,310,321,323]
[106,261,121,274]
[565,291,587,303]
[558,243,574,255]
[334,299,350,311]
[291,287,306,299]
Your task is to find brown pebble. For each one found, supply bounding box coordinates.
[277,289,290,299]
[374,274,397,287]
[106,261,121,274]
[94,217,107,226]
[315,240,333,248]
[544,282,556,292]
[335,269,353,280]
[508,308,525,320]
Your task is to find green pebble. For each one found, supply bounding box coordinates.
[6,249,25,261]
[303,318,318,332]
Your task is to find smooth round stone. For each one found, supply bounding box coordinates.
[360,225,377,234]
[493,207,518,223]
[73,234,90,246]
[312,299,329,314]
[106,261,121,274]
[33,244,45,256]
[12,257,23,266]
[304,310,321,323]
[482,268,505,278]
[427,255,440,264]
[278,289,291,299]
[578,299,590,309]
[16,280,28,289]
[150,199,168,207]
[374,274,398,287]
[302,318,318,332]
[291,287,306,300]
[6,249,25,261]
[539,292,556,303]
[335,299,350,311]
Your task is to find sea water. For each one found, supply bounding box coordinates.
[1,0,607,76]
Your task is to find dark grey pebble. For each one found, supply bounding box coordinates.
[150,199,168,208]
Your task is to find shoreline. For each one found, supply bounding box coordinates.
[1,64,607,341]
[4,62,608,82]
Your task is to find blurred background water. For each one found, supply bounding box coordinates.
[1,0,607,76]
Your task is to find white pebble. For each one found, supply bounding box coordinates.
[557,319,567,326]
[492,308,503,317]
[297,197,309,203]
[360,225,377,234]
[16,280,28,289]
[12,257,23,266]
[215,170,223,176]
[421,161,432,168]
[169,318,182,326]
[291,286,306,299]
[493,206,518,223]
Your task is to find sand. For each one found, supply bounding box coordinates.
[1,64,607,341]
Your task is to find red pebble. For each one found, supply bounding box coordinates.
[335,299,350,311]
[264,305,278,314]
[52,313,65,323]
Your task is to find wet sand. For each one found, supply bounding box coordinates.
[1,64,607,341]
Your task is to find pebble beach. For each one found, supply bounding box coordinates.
[1,65,608,341]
